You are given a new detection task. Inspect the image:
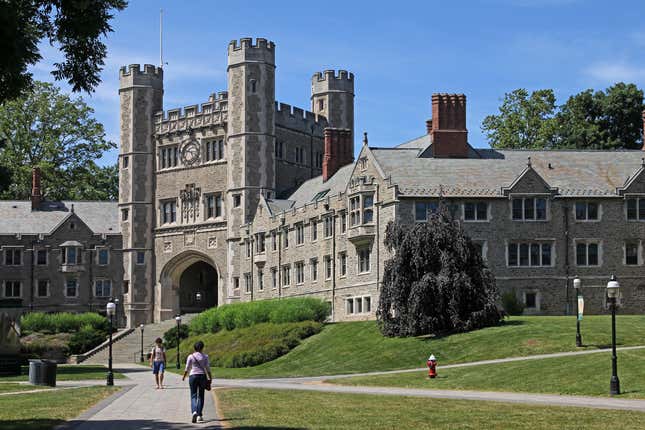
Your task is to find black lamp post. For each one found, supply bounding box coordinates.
[106,300,116,386]
[175,314,182,369]
[607,275,620,396]
[139,324,145,363]
[114,298,119,328]
[573,277,583,347]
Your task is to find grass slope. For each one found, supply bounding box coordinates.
[0,386,119,430]
[0,365,124,382]
[216,388,645,429]
[206,315,645,378]
[0,383,52,394]
[337,348,645,398]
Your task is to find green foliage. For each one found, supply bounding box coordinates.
[483,84,644,150]
[501,291,525,316]
[482,88,558,149]
[174,321,322,368]
[163,324,190,349]
[377,207,502,337]
[20,332,71,358]
[21,312,109,334]
[68,324,106,355]
[0,82,117,200]
[189,298,330,335]
[0,0,127,102]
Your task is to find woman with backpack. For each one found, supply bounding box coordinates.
[181,340,212,423]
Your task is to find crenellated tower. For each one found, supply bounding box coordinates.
[226,38,276,297]
[311,70,355,143]
[118,64,163,327]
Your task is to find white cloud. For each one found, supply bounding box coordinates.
[584,62,645,83]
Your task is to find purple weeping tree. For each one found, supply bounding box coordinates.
[377,207,503,337]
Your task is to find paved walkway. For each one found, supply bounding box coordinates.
[61,364,222,430]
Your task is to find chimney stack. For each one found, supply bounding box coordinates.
[430,94,469,158]
[323,128,354,182]
[31,167,42,211]
[426,119,433,135]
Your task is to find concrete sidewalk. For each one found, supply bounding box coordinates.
[62,363,222,430]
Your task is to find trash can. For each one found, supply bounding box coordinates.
[28,359,57,387]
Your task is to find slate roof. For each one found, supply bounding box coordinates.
[0,201,120,235]
[266,199,295,215]
[372,147,645,197]
[288,164,354,206]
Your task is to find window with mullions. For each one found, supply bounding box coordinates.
[161,201,177,224]
[324,216,333,238]
[414,201,440,222]
[625,242,640,266]
[95,279,112,297]
[626,198,645,221]
[205,194,223,219]
[310,258,318,281]
[512,197,547,221]
[160,146,179,169]
[36,249,48,265]
[508,242,552,267]
[281,265,290,286]
[36,280,49,297]
[4,248,22,266]
[295,261,305,284]
[575,242,600,266]
[310,219,318,241]
[358,247,371,273]
[575,202,599,221]
[62,247,82,265]
[349,194,374,226]
[65,279,78,297]
[464,202,488,221]
[204,139,225,162]
[339,252,347,277]
[4,281,20,298]
[295,223,305,245]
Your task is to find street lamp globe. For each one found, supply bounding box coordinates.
[175,315,182,324]
[139,323,144,332]
[607,275,620,299]
[106,301,116,316]
[573,277,581,290]
[195,292,202,302]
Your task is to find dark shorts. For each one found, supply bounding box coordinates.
[152,361,165,374]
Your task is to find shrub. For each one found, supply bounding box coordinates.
[163,324,190,349]
[21,312,109,334]
[68,324,107,355]
[502,291,525,316]
[190,298,330,335]
[20,332,72,359]
[174,321,322,368]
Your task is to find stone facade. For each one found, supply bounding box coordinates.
[4,37,644,327]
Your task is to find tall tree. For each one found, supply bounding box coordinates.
[481,88,558,149]
[377,208,502,337]
[0,0,127,103]
[0,81,116,200]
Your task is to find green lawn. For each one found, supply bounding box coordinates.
[178,315,645,378]
[0,386,119,430]
[0,383,52,394]
[336,348,645,398]
[216,388,645,429]
[0,365,124,382]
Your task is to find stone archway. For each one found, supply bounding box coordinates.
[158,251,220,321]
[178,261,217,313]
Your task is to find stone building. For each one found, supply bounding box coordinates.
[0,169,124,321]
[3,37,645,326]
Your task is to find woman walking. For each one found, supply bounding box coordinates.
[149,337,166,389]
[182,340,212,423]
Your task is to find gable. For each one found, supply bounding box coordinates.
[618,166,645,195]
[503,166,557,196]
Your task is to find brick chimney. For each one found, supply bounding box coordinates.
[426,119,433,135]
[430,94,469,158]
[323,128,353,182]
[31,167,42,211]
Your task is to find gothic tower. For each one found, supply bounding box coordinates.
[226,38,276,297]
[311,70,355,142]
[118,64,163,327]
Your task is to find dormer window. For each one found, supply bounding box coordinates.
[511,197,547,221]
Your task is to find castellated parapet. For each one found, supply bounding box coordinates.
[274,102,328,134]
[311,70,354,95]
[154,91,228,134]
[227,37,276,67]
[119,64,163,90]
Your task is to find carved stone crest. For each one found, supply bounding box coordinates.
[180,183,201,222]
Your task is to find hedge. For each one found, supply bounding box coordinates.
[174,321,322,368]
[21,312,109,334]
[189,298,330,335]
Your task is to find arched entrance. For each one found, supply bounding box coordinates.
[157,251,221,321]
[179,261,217,313]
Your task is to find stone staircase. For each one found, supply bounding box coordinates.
[83,314,197,365]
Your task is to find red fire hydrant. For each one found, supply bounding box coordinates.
[427,354,437,379]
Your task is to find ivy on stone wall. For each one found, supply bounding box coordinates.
[377,207,503,337]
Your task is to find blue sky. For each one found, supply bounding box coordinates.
[32,0,645,166]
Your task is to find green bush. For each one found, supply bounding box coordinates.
[20,333,72,359]
[190,298,330,335]
[163,324,190,349]
[21,312,109,334]
[173,321,322,368]
[68,324,107,355]
[502,291,525,316]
